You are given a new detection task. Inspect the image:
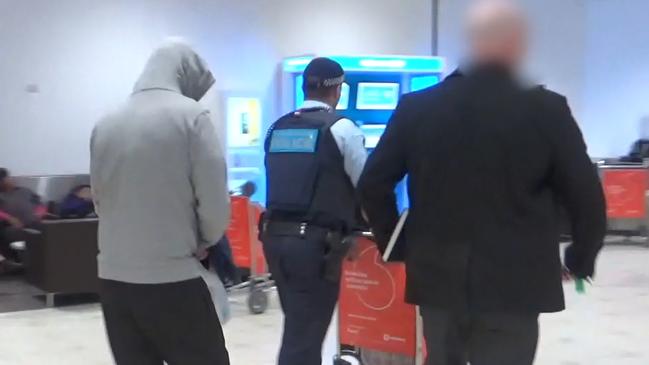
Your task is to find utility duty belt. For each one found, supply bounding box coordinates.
[259,217,352,283]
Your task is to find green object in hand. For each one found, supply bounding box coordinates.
[575,278,586,294]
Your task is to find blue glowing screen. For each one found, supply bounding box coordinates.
[410,75,441,92]
[284,55,445,73]
[356,83,400,110]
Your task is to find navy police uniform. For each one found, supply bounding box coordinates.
[261,58,365,365]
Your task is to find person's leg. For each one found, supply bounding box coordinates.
[468,312,539,365]
[279,280,338,365]
[262,235,289,310]
[132,278,230,365]
[208,244,228,282]
[219,237,241,284]
[420,307,469,365]
[0,224,13,262]
[267,235,338,365]
[99,280,163,365]
[0,226,23,263]
[210,237,240,285]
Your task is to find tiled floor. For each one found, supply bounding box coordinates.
[0,245,648,365]
[0,276,46,313]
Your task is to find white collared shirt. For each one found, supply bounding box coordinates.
[302,100,368,186]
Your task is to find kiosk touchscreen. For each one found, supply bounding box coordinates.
[356,82,400,110]
[224,95,264,201]
[282,55,446,210]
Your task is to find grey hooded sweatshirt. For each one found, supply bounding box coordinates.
[90,43,230,284]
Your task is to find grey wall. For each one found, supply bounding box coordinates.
[438,0,587,120]
[0,0,434,175]
[581,0,649,157]
[437,0,649,158]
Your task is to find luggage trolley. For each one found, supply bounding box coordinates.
[598,162,649,245]
[226,196,273,314]
[334,233,425,365]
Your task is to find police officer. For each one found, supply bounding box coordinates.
[262,58,367,365]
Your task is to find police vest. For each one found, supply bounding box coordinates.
[264,108,357,230]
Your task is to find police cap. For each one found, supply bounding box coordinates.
[303,57,345,89]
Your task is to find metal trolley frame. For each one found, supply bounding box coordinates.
[226,196,274,314]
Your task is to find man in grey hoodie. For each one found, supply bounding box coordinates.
[90,41,230,365]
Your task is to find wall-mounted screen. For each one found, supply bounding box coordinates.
[410,75,440,92]
[337,83,350,110]
[226,97,262,148]
[356,82,400,110]
[360,124,387,149]
[295,75,304,109]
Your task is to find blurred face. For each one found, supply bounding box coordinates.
[466,1,528,71]
[76,187,92,200]
[0,176,13,191]
[470,23,527,70]
[504,24,527,68]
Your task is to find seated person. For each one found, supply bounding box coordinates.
[204,181,258,286]
[0,168,45,272]
[0,219,23,273]
[60,185,95,219]
[621,139,649,163]
[208,235,240,287]
[238,181,257,199]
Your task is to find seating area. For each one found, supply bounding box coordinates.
[0,175,98,311]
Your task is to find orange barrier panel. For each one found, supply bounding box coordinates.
[250,203,267,275]
[602,169,648,219]
[227,196,266,274]
[339,237,417,357]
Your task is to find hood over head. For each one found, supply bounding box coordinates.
[133,41,215,101]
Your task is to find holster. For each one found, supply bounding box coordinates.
[259,213,351,283]
[323,231,352,283]
[258,212,268,242]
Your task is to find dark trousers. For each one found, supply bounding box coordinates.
[208,236,240,285]
[263,233,339,365]
[0,224,27,262]
[421,307,539,365]
[100,278,230,365]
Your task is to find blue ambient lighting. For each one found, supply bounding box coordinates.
[284,55,445,73]
[410,75,441,92]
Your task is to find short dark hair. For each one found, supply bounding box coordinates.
[240,181,257,198]
[0,168,9,181]
[303,85,338,101]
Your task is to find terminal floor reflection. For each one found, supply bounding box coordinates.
[0,245,648,365]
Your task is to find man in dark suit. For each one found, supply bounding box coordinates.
[357,2,607,365]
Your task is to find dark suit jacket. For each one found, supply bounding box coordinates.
[357,66,607,313]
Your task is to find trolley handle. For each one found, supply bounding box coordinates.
[344,230,374,242]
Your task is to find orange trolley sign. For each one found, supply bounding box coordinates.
[226,196,266,275]
[602,169,648,219]
[339,238,419,357]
